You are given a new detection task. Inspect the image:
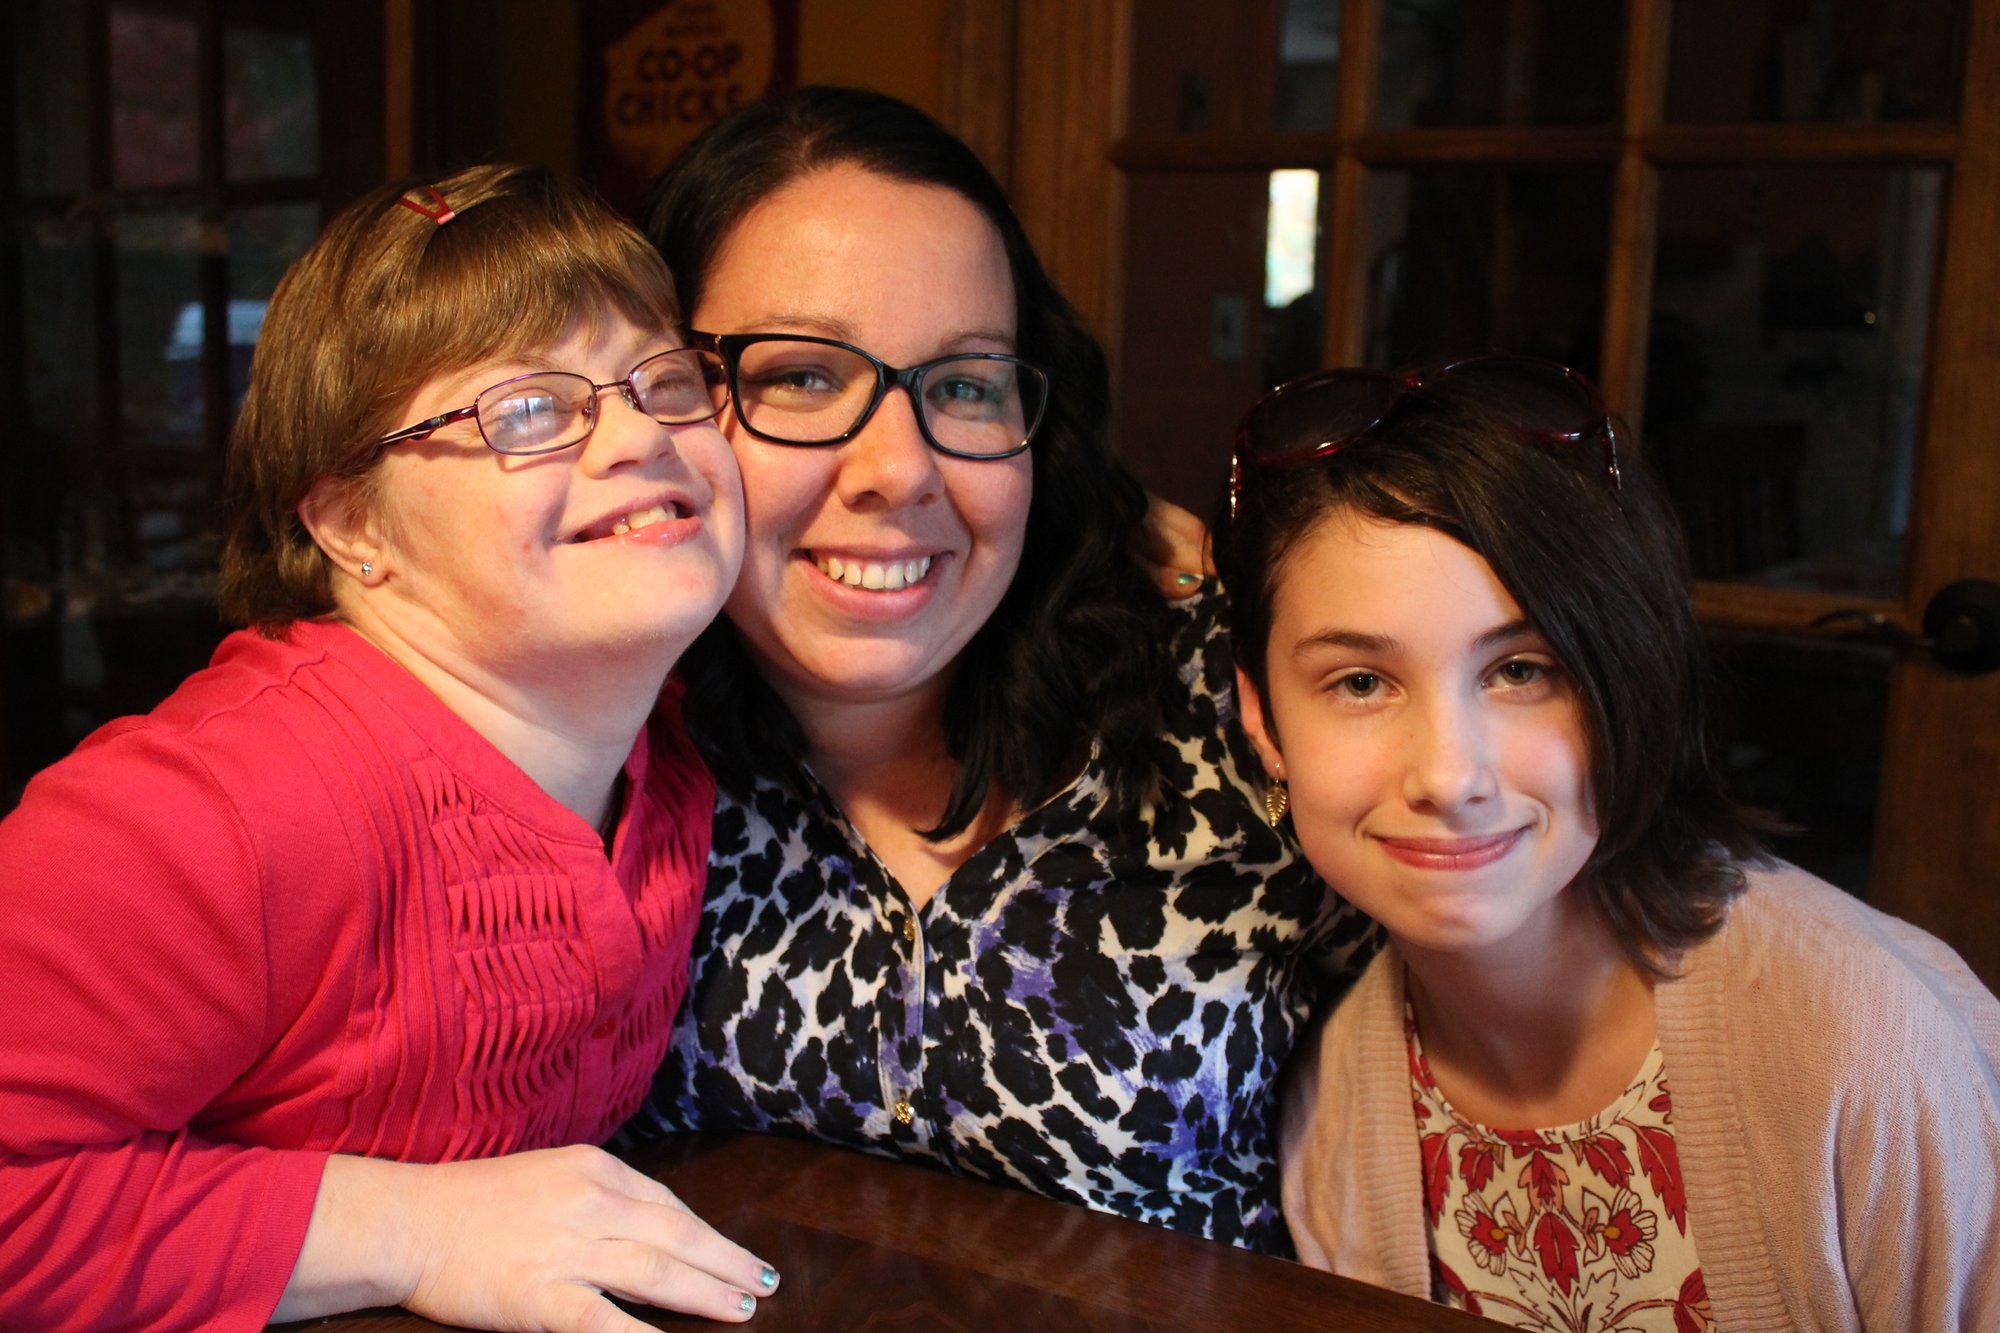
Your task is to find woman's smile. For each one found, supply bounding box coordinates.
[809,551,936,591]
[697,162,1032,709]
[1372,828,1527,871]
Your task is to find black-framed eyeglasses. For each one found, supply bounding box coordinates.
[374,346,727,458]
[689,330,1050,460]
[1227,354,1623,518]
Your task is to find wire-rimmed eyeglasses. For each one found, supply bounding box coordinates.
[690,331,1050,461]
[373,346,727,458]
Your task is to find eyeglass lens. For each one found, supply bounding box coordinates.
[731,338,1046,457]
[1249,370,1402,461]
[1434,357,1601,443]
[477,348,723,455]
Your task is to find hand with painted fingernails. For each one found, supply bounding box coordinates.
[276,1146,779,1329]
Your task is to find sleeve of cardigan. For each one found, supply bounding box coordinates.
[1824,924,2000,1332]
[0,724,329,1333]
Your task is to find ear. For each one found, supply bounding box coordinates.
[297,476,383,583]
[1234,663,1285,782]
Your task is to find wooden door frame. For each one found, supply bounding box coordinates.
[1870,0,2000,986]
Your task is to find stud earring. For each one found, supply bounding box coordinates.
[1263,779,1289,828]
[360,561,374,578]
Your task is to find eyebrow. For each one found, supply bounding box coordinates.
[726,315,1019,352]
[1289,617,1539,660]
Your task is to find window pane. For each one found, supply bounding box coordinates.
[1375,0,1621,128]
[226,21,319,180]
[11,0,89,196]
[111,6,199,189]
[1714,634,1887,896]
[1275,0,1339,131]
[115,210,206,451]
[1666,0,1967,123]
[20,215,102,451]
[1264,169,1323,388]
[1646,167,1941,597]
[227,203,317,402]
[1364,167,1611,372]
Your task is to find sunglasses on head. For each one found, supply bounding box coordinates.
[1227,354,1624,518]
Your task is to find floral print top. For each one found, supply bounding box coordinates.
[1408,1003,1715,1331]
[631,591,1377,1253]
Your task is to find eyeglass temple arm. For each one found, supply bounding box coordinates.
[377,405,480,448]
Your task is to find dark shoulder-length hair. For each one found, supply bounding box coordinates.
[641,85,1171,835]
[1213,369,1774,970]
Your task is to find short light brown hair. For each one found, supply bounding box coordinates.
[218,163,683,628]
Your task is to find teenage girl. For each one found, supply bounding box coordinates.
[1214,356,2000,1331]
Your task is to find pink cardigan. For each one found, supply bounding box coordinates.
[1281,864,2000,1330]
[0,620,714,1332]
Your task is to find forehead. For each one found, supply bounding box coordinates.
[1272,513,1522,642]
[403,309,666,409]
[698,164,1017,341]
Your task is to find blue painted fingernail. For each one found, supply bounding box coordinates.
[738,1292,756,1313]
[759,1265,779,1288]
[1176,572,1199,586]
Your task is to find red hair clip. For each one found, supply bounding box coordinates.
[396,185,457,225]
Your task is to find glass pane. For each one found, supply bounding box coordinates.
[1666,0,1966,123]
[12,0,89,196]
[1128,0,1283,135]
[1364,167,1611,372]
[1115,170,1284,513]
[8,213,97,760]
[1265,169,1323,386]
[1646,167,1941,597]
[1714,633,1887,896]
[111,5,199,189]
[19,214,102,454]
[227,203,317,402]
[115,210,207,451]
[1276,0,1339,131]
[1376,0,1621,128]
[225,21,319,180]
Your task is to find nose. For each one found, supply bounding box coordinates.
[577,382,675,475]
[836,385,943,510]
[1399,692,1497,814]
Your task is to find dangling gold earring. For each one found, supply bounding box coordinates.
[1264,763,1289,828]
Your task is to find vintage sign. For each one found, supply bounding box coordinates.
[583,0,798,214]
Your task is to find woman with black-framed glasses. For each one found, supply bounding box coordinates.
[619,86,1377,1256]
[0,165,777,1331]
[1213,359,2000,1328]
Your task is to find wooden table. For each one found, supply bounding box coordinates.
[277,1133,1494,1331]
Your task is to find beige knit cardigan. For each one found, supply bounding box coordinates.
[1280,863,2000,1330]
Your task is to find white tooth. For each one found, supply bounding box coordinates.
[842,563,864,587]
[823,556,844,581]
[861,563,886,590]
[905,558,927,584]
[625,504,671,533]
[884,563,907,590]
[613,516,630,535]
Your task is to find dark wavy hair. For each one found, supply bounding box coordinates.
[1213,369,1774,970]
[640,86,1171,836]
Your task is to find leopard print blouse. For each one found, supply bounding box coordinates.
[632,590,1376,1253]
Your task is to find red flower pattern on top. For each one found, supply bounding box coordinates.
[1407,1000,1709,1332]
